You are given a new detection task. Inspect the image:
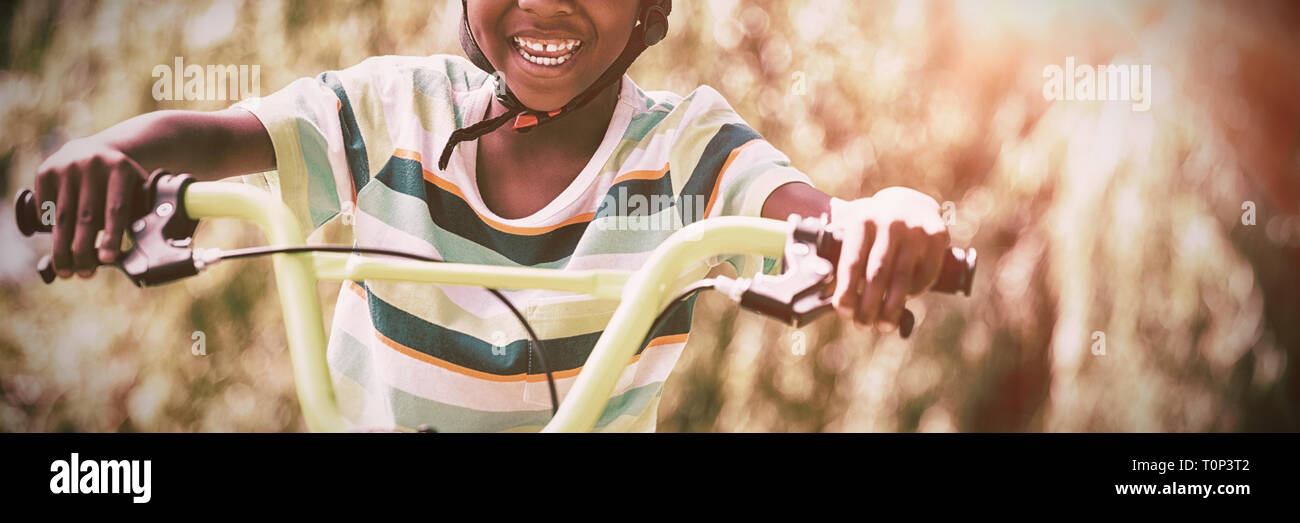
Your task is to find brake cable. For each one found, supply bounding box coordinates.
[201,244,559,417]
[17,174,977,427]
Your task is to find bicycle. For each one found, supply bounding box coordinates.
[14,170,976,433]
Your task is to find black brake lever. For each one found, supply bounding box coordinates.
[737,215,976,338]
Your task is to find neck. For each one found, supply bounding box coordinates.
[483,78,623,160]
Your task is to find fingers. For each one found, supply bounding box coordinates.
[100,162,139,264]
[832,221,873,318]
[73,167,107,277]
[829,189,951,334]
[52,168,81,279]
[856,222,899,327]
[34,168,57,232]
[910,230,947,295]
[32,141,147,281]
[878,240,918,331]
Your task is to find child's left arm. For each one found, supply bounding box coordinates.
[761,181,950,333]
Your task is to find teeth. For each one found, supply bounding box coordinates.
[513,37,582,67]
[518,49,573,67]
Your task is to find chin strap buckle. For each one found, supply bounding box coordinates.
[512,110,564,132]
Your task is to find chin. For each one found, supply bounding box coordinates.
[511,92,575,112]
[498,66,588,111]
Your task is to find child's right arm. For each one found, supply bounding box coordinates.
[33,107,274,279]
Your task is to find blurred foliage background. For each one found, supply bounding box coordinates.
[1,0,1297,432]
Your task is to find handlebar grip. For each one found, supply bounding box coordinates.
[814,226,977,296]
[900,309,916,337]
[36,255,56,284]
[898,248,975,337]
[933,246,977,296]
[17,188,111,285]
[16,189,57,284]
[15,189,51,236]
[803,222,976,338]
[16,172,200,287]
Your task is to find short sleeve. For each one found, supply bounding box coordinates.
[230,59,391,244]
[667,86,815,277]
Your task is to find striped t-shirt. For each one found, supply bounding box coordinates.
[233,54,813,432]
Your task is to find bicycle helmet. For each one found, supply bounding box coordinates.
[439,0,672,169]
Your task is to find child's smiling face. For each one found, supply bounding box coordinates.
[467,0,640,111]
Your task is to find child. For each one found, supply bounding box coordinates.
[32,0,950,432]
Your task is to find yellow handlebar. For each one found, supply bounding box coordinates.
[182,181,793,432]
